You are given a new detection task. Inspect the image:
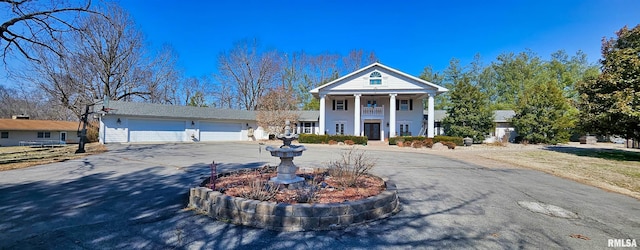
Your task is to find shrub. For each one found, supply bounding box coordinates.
[412,140,423,148]
[344,140,355,145]
[327,148,376,188]
[294,186,319,203]
[434,136,464,146]
[442,141,456,149]
[328,140,337,145]
[299,134,367,145]
[239,177,280,201]
[423,138,434,148]
[86,121,100,143]
[389,136,425,145]
[299,134,329,143]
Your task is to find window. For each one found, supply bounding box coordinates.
[303,122,313,134]
[400,100,409,111]
[396,99,413,111]
[333,99,348,110]
[336,100,345,110]
[1,132,8,138]
[367,100,377,107]
[335,122,345,135]
[37,131,51,138]
[369,71,382,85]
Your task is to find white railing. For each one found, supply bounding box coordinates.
[362,106,384,117]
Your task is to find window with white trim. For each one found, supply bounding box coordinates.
[37,131,51,138]
[396,98,413,111]
[303,122,314,134]
[399,100,409,111]
[335,122,345,135]
[333,99,348,111]
[369,71,382,85]
[1,132,8,138]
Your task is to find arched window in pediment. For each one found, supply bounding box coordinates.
[370,71,382,85]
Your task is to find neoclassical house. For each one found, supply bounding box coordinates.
[310,63,448,141]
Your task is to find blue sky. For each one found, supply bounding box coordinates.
[101,1,640,77]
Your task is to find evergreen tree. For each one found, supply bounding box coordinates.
[511,81,575,144]
[577,24,640,147]
[442,76,494,142]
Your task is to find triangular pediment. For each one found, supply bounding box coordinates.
[310,63,447,96]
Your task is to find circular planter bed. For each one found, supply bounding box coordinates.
[188,167,400,231]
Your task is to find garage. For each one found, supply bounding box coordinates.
[129,119,186,142]
[200,122,242,141]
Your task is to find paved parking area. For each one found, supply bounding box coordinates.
[0,142,638,249]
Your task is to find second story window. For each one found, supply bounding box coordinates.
[333,99,348,110]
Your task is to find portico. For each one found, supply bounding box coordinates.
[311,63,447,141]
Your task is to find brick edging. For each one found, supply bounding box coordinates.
[188,176,400,231]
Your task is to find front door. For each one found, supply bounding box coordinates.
[364,123,380,140]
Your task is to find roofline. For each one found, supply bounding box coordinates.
[310,62,449,95]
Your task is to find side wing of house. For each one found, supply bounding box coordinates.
[99,101,264,144]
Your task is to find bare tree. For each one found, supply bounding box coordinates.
[256,86,300,135]
[0,0,101,63]
[142,45,182,104]
[215,39,281,110]
[182,76,213,107]
[341,49,377,73]
[21,4,181,118]
[0,84,74,120]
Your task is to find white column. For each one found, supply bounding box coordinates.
[354,94,361,136]
[427,93,435,138]
[319,94,326,135]
[389,93,397,138]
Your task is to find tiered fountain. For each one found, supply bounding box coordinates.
[265,120,306,186]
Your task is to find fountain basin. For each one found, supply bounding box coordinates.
[265,145,306,158]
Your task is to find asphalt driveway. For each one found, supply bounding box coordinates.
[0,142,638,249]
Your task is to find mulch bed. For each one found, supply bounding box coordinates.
[211,166,385,204]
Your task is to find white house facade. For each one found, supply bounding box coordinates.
[310,63,448,141]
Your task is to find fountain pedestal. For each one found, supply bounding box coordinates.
[265,120,306,186]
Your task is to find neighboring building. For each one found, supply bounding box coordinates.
[424,110,517,142]
[310,62,448,141]
[493,110,517,142]
[0,118,79,147]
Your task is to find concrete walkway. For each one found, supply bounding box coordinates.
[0,142,638,249]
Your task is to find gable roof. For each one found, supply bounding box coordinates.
[494,110,516,122]
[103,101,321,122]
[310,62,448,95]
[103,101,257,120]
[0,119,78,131]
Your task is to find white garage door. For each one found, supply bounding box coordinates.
[200,122,242,141]
[129,119,186,142]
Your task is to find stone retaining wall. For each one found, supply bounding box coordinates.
[189,180,400,231]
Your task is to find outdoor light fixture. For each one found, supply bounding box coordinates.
[116,118,121,125]
[191,121,195,126]
[386,122,389,127]
[246,123,249,127]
